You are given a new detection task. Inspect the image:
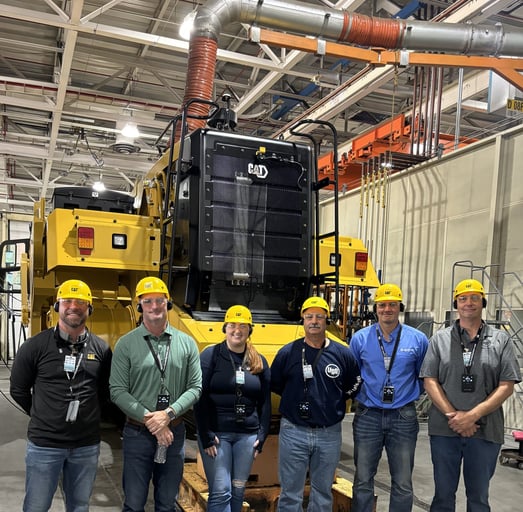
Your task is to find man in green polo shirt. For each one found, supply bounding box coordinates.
[110,276,202,512]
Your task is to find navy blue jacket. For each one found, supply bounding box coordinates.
[194,342,271,451]
[271,338,361,427]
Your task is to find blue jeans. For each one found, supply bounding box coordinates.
[429,435,501,512]
[23,440,100,512]
[198,431,257,512]
[352,403,419,512]
[277,417,342,512]
[122,421,185,512]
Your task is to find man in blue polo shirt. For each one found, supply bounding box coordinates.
[349,283,428,512]
[271,296,361,512]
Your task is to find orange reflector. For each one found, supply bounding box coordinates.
[355,252,368,273]
[78,226,94,255]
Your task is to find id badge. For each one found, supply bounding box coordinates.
[66,399,80,422]
[382,385,395,403]
[236,369,245,385]
[156,394,170,410]
[461,374,476,392]
[64,354,76,372]
[303,364,313,379]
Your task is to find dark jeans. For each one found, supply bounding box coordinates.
[429,435,501,512]
[352,403,419,512]
[122,421,185,512]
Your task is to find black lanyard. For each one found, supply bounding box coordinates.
[458,323,483,375]
[144,335,171,388]
[226,347,248,373]
[301,339,326,396]
[376,325,402,378]
[226,346,248,402]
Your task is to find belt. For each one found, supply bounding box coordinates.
[126,415,183,430]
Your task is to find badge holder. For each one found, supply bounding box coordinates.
[156,394,170,410]
[66,399,80,422]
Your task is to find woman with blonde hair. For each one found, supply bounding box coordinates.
[194,305,271,512]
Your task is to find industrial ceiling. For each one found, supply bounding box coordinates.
[0,0,522,214]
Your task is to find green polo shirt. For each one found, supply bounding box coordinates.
[110,323,202,422]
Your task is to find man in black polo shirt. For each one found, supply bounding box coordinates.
[10,279,111,512]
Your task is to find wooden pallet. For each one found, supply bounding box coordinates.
[177,463,376,511]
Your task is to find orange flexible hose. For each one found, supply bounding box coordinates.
[339,13,402,49]
[182,37,219,134]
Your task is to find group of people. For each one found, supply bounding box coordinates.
[9,276,521,512]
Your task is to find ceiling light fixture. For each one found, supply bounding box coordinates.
[92,173,105,192]
[179,10,197,40]
[120,121,140,138]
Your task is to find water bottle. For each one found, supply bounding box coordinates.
[154,443,168,464]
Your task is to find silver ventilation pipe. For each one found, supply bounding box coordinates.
[192,0,523,57]
[182,0,523,132]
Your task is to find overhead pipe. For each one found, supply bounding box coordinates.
[410,67,420,155]
[434,67,444,154]
[183,0,523,132]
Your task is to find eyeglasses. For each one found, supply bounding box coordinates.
[226,323,250,330]
[457,294,482,303]
[60,298,88,307]
[376,302,400,309]
[141,298,167,306]
[303,313,327,320]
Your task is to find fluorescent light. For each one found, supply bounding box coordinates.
[121,121,140,138]
[179,10,197,40]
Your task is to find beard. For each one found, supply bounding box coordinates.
[60,311,88,329]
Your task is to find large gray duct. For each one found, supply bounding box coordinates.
[183,0,523,131]
[194,0,523,56]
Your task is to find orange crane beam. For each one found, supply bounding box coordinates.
[253,29,523,90]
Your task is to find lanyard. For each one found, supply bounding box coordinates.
[376,324,402,376]
[226,345,248,402]
[458,323,482,374]
[65,351,84,397]
[226,346,248,373]
[144,335,172,387]
[301,339,326,396]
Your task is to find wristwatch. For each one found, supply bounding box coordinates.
[166,407,177,421]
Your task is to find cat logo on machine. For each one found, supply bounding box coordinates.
[247,163,269,179]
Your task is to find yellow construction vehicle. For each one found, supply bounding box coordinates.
[21,106,380,350]
[15,103,380,511]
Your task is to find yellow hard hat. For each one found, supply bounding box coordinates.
[453,279,485,300]
[57,280,92,304]
[374,283,403,302]
[135,276,169,298]
[224,305,252,325]
[300,296,330,318]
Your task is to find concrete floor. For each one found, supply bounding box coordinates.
[1,363,521,512]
